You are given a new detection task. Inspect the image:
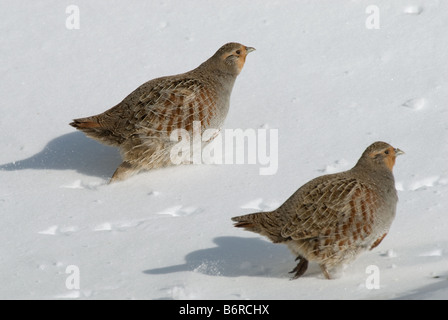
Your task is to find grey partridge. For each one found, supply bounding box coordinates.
[70,42,255,182]
[232,141,404,279]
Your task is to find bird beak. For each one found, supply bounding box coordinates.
[245,47,256,54]
[394,148,405,156]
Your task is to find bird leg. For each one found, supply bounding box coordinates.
[320,265,331,280]
[289,256,309,280]
[109,161,138,183]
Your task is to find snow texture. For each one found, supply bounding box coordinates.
[1,0,447,300]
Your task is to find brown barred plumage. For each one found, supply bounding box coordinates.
[232,141,404,279]
[70,43,255,182]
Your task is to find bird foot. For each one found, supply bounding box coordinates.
[289,256,309,280]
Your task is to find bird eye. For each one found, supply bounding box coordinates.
[235,50,241,55]
[384,150,390,155]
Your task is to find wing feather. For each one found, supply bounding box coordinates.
[280,176,379,241]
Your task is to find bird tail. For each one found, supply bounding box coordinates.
[70,116,123,146]
[70,117,101,129]
[232,211,284,243]
[232,212,262,232]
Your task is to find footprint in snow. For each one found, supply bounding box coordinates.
[419,248,443,257]
[60,179,104,190]
[408,175,446,191]
[380,249,397,258]
[156,205,202,217]
[318,159,350,174]
[403,5,423,15]
[93,220,146,232]
[38,225,79,236]
[38,220,148,236]
[401,98,425,111]
[164,285,197,300]
[93,223,113,232]
[240,198,280,211]
[38,225,59,235]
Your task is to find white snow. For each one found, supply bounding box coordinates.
[1,0,447,300]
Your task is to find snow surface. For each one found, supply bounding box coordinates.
[1,0,447,300]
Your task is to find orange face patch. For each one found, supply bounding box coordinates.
[383,147,397,171]
[236,47,248,74]
[368,146,397,171]
[222,46,248,74]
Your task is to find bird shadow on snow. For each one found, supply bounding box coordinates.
[143,236,318,279]
[0,132,122,178]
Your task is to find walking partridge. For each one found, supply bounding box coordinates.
[70,42,255,182]
[232,141,404,279]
